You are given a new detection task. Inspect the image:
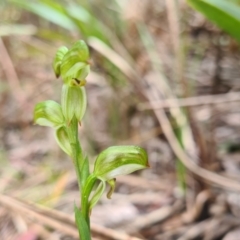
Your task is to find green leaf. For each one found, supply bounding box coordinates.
[10,0,113,44]
[93,146,149,181]
[55,126,72,156]
[10,0,77,30]
[74,205,91,240]
[61,84,87,123]
[89,180,106,211]
[34,100,64,128]
[53,46,68,78]
[66,3,109,43]
[187,0,240,42]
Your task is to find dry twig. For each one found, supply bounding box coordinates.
[178,215,240,240]
[125,200,184,233]
[145,84,240,191]
[117,175,172,191]
[138,91,240,110]
[0,38,26,104]
[0,194,143,240]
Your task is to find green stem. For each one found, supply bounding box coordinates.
[66,116,93,234]
[81,174,97,227]
[66,117,83,193]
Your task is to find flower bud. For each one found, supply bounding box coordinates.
[53,46,68,78]
[60,40,90,85]
[61,84,87,123]
[34,100,64,128]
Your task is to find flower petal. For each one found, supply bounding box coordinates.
[93,146,148,180]
[34,100,64,128]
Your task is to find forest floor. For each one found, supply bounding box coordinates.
[1,1,240,239]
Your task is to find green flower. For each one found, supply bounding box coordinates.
[34,100,64,128]
[53,46,68,78]
[53,40,90,85]
[61,84,87,123]
[93,146,149,180]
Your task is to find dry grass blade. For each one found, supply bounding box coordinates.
[177,215,240,240]
[117,175,171,191]
[87,31,240,192]
[145,84,240,191]
[88,37,136,80]
[137,23,198,160]
[138,91,240,110]
[125,200,184,233]
[0,194,143,240]
[0,38,26,104]
[87,36,146,99]
[182,190,212,224]
[165,0,180,56]
[165,0,184,89]
[0,194,79,239]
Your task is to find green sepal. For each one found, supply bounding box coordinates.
[89,180,106,211]
[74,204,91,240]
[106,178,116,199]
[34,100,64,128]
[93,146,149,181]
[53,46,68,78]
[67,40,89,62]
[60,40,90,84]
[61,84,87,123]
[55,126,72,156]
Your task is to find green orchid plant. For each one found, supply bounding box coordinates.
[34,40,149,240]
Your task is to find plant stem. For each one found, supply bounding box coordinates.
[66,117,83,193]
[66,117,94,232]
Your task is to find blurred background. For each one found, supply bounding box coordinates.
[1,0,240,239]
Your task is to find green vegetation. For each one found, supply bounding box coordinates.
[187,0,240,42]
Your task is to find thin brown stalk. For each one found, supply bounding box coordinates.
[0,38,26,104]
[88,34,240,192]
[145,84,240,191]
[138,91,240,110]
[0,194,143,240]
